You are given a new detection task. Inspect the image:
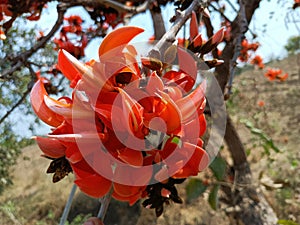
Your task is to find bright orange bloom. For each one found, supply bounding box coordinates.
[264,68,288,82]
[257,100,265,107]
[277,72,288,82]
[31,27,209,207]
[250,55,264,69]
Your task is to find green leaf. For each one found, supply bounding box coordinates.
[277,219,299,225]
[209,157,226,180]
[208,184,220,210]
[185,179,207,202]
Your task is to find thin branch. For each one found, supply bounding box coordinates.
[0,88,31,125]
[59,184,78,225]
[61,0,149,15]
[0,3,67,80]
[97,187,113,221]
[151,0,208,56]
[224,0,238,13]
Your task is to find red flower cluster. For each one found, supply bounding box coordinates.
[250,55,264,69]
[0,0,48,31]
[54,15,88,59]
[239,39,260,62]
[264,68,288,81]
[31,27,209,206]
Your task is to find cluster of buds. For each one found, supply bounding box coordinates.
[31,26,209,215]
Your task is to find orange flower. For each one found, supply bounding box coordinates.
[31,26,209,208]
[257,100,265,107]
[277,72,288,82]
[0,27,6,40]
[264,68,288,82]
[250,55,264,69]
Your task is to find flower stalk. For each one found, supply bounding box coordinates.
[97,187,113,221]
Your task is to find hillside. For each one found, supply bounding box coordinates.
[0,54,299,225]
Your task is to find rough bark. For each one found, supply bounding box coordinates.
[224,117,278,225]
[149,5,166,40]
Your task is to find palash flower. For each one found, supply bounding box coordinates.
[31,26,209,211]
[264,68,288,82]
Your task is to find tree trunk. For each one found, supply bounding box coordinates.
[149,4,166,40]
[214,0,279,224]
[224,116,278,225]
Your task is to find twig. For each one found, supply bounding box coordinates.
[97,187,113,221]
[61,0,149,15]
[0,3,67,80]
[59,184,78,225]
[209,2,257,39]
[0,88,31,125]
[224,0,238,13]
[151,0,208,56]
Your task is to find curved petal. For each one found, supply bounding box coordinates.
[177,47,197,86]
[58,49,82,84]
[190,11,198,40]
[146,71,164,95]
[30,79,64,127]
[118,88,144,138]
[112,189,142,206]
[175,80,206,122]
[43,95,72,117]
[34,136,66,158]
[75,174,112,198]
[98,26,144,59]
[117,148,143,167]
[172,142,209,178]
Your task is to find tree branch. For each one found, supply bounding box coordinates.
[0,3,67,80]
[61,0,149,15]
[151,0,208,57]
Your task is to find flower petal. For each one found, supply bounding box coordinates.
[146,71,164,95]
[175,80,206,122]
[58,49,82,85]
[34,136,66,158]
[30,79,64,127]
[99,26,144,59]
[190,11,198,40]
[177,47,197,85]
[75,174,112,198]
[118,148,143,167]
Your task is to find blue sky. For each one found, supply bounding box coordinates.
[37,1,300,61]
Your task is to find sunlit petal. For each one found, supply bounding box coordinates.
[99,26,144,59]
[175,80,206,122]
[30,79,64,127]
[34,136,66,158]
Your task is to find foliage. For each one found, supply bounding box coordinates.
[240,118,280,156]
[0,18,56,195]
[0,123,33,194]
[284,35,300,54]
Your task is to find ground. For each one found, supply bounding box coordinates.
[0,54,299,225]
